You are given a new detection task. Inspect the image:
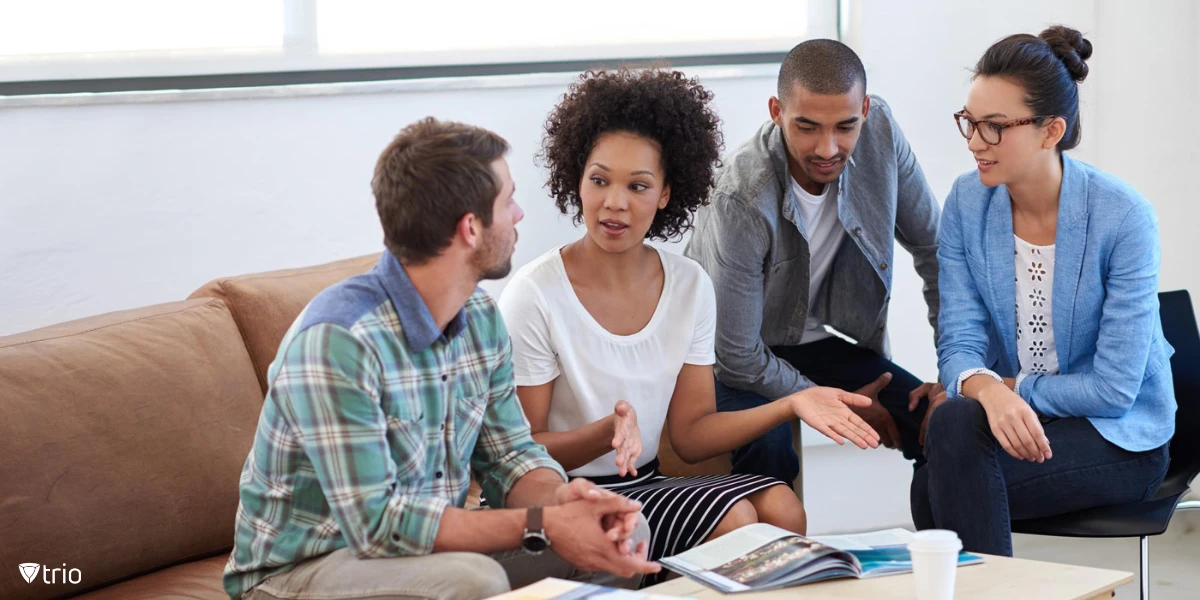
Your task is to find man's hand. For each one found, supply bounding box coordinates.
[611,400,642,477]
[553,478,638,543]
[907,381,947,446]
[785,387,880,449]
[852,373,902,449]
[545,496,662,578]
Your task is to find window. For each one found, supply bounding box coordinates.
[0,0,836,84]
[0,1,284,81]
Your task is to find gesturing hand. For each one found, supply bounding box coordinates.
[786,387,881,449]
[853,373,901,449]
[611,400,642,477]
[908,381,947,446]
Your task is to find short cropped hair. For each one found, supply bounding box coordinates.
[777,39,867,98]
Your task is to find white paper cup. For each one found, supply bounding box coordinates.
[907,529,963,600]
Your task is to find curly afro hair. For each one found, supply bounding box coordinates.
[538,68,723,241]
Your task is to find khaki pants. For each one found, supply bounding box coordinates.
[244,516,651,600]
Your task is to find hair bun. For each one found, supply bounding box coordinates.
[1039,25,1092,82]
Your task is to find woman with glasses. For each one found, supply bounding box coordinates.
[911,25,1176,556]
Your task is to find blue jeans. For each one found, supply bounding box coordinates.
[714,337,930,485]
[910,398,1170,556]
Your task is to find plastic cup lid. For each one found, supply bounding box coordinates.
[907,529,963,552]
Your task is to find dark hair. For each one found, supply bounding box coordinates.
[777,39,867,99]
[371,117,509,264]
[974,25,1093,151]
[538,68,723,241]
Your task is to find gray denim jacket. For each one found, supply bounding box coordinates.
[684,95,940,400]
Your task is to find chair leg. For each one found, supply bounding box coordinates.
[1140,535,1149,600]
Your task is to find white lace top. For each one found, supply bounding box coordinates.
[954,235,1060,395]
[1014,235,1059,390]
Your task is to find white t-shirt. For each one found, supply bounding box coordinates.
[497,246,717,477]
[790,178,847,344]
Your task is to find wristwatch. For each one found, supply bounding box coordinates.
[521,506,551,555]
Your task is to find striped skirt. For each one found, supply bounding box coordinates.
[586,458,786,586]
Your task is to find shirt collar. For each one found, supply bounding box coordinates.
[375,252,467,352]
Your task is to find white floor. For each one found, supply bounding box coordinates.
[1013,505,1199,599]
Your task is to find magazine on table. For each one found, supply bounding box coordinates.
[659,523,983,593]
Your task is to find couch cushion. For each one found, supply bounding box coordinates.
[189,254,380,392]
[191,253,489,511]
[73,556,228,600]
[0,300,263,600]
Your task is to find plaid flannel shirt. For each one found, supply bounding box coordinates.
[223,253,565,598]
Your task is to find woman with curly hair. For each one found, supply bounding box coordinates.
[498,68,873,571]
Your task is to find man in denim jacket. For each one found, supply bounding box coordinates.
[685,40,943,484]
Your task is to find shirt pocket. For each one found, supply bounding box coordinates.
[386,414,426,482]
[453,392,490,462]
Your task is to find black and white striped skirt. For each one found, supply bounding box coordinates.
[585,457,786,585]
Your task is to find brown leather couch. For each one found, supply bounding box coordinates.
[0,254,729,600]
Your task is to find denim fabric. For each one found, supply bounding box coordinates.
[912,398,1169,556]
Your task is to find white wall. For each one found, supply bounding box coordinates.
[0,68,779,336]
[2,0,1194,535]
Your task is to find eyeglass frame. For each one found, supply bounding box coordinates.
[953,111,1058,145]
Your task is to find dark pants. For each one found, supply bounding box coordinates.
[910,398,1170,556]
[714,337,931,485]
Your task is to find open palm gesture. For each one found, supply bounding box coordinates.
[611,400,642,477]
[787,387,881,449]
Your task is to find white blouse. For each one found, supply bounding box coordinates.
[1014,235,1059,389]
[954,235,1060,395]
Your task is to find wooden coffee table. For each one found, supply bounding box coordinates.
[644,554,1132,599]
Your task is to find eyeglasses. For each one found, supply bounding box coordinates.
[953,111,1056,145]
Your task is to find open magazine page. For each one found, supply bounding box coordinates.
[659,524,857,593]
[663,523,797,571]
[660,525,986,593]
[808,528,915,550]
[810,529,983,578]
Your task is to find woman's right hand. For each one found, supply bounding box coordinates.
[976,384,1052,462]
[785,387,880,449]
[611,400,641,477]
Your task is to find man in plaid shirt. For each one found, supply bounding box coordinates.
[223,118,659,600]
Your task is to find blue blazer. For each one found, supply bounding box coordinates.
[937,154,1175,452]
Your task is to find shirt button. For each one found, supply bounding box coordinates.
[391,533,401,542]
[435,471,443,479]
[853,227,863,235]
[880,262,888,270]
[441,374,448,381]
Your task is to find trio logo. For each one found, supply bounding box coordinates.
[18,563,39,583]
[17,562,81,585]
